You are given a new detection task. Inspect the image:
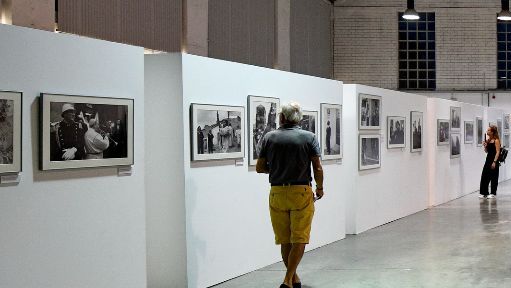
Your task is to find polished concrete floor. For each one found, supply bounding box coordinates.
[213,181,511,288]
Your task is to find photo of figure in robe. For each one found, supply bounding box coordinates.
[248,96,279,165]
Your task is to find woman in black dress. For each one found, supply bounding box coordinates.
[479,125,501,199]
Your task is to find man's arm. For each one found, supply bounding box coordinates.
[311,156,324,199]
[256,158,269,174]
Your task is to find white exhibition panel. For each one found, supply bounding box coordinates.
[0,24,146,288]
[144,55,187,288]
[181,54,345,288]
[343,84,429,235]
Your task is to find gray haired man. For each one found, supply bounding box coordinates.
[256,102,324,288]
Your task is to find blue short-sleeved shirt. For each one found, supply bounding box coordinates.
[259,125,321,184]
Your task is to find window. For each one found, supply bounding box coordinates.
[497,20,511,89]
[398,12,436,90]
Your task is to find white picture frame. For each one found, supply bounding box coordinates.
[300,110,318,136]
[464,121,474,144]
[0,91,22,174]
[321,103,342,160]
[387,116,405,149]
[410,111,423,152]
[359,134,381,170]
[358,93,381,130]
[450,133,461,158]
[40,93,134,170]
[450,106,461,132]
[191,103,245,162]
[248,95,279,166]
[437,119,450,146]
[476,117,483,147]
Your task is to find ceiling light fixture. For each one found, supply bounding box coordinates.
[402,0,420,20]
[498,0,511,21]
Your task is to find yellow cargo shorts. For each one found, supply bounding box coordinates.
[269,185,315,244]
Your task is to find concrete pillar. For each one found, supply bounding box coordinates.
[11,0,54,31]
[183,0,208,56]
[1,0,12,24]
[275,0,290,71]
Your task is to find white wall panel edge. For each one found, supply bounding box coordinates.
[144,53,187,288]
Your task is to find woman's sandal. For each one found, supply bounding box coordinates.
[293,283,302,288]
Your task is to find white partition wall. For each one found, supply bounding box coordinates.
[343,84,429,234]
[0,25,146,288]
[145,54,346,288]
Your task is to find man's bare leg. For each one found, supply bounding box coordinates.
[282,243,305,287]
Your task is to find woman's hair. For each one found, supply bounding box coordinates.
[489,125,500,141]
[280,102,303,124]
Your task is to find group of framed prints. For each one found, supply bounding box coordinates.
[358,93,423,171]
[190,95,343,164]
[438,106,509,159]
[0,90,134,175]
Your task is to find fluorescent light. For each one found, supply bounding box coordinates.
[402,0,420,21]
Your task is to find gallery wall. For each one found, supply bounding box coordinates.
[180,54,345,288]
[343,84,429,234]
[0,24,147,288]
[426,99,511,206]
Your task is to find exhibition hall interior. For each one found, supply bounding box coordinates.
[2,0,511,287]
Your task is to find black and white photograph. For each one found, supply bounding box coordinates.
[0,91,22,174]
[504,133,510,148]
[476,117,483,147]
[437,119,450,146]
[191,103,244,162]
[359,93,381,130]
[450,106,461,132]
[321,103,342,160]
[300,110,318,135]
[498,119,503,137]
[40,93,134,170]
[450,133,461,158]
[359,134,380,170]
[504,114,510,132]
[248,96,279,166]
[387,116,405,149]
[464,121,474,144]
[410,111,423,152]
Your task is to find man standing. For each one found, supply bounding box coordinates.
[207,130,214,153]
[50,103,86,161]
[84,119,110,159]
[197,126,204,154]
[256,102,324,288]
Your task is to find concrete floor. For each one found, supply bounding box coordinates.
[213,181,511,288]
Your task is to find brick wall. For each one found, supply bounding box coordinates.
[334,0,501,90]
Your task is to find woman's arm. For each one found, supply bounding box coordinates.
[494,139,501,163]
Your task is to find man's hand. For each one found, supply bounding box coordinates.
[315,188,324,200]
[256,157,269,174]
[62,147,77,160]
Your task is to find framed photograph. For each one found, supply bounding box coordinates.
[410,111,423,152]
[359,93,381,130]
[191,103,244,162]
[504,114,510,132]
[321,103,342,160]
[498,118,503,136]
[300,110,318,136]
[450,106,461,132]
[248,96,279,166]
[504,133,510,148]
[40,93,134,170]
[359,134,380,170]
[0,91,22,174]
[437,119,450,146]
[476,117,483,147]
[450,133,461,158]
[387,116,405,149]
[464,121,474,144]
